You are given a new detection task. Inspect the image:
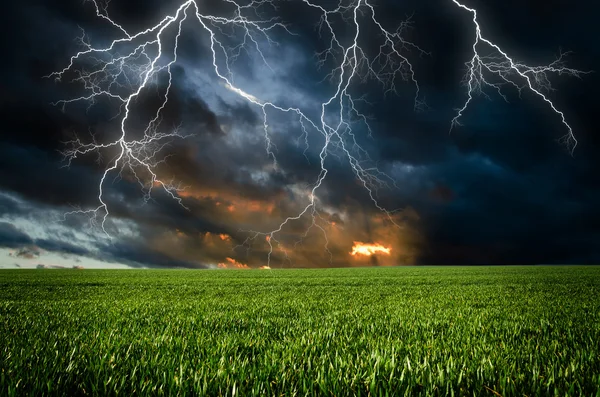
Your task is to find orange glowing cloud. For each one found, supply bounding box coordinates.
[224,199,275,214]
[201,232,233,246]
[217,257,250,269]
[175,188,276,215]
[177,189,220,200]
[350,241,392,256]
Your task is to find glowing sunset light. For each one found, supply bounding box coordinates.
[350,242,391,256]
[217,257,250,269]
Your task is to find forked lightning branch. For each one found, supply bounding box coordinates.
[49,0,584,266]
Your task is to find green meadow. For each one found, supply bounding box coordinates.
[1,266,599,396]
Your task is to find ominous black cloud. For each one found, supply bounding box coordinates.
[0,0,599,267]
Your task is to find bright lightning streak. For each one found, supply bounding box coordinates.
[450,0,587,155]
[50,0,583,266]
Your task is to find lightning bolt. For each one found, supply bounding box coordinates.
[450,0,587,154]
[50,0,584,267]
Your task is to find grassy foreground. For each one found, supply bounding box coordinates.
[1,266,599,396]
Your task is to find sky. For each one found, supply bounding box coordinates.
[0,0,598,269]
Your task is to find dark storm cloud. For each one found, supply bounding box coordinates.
[34,239,90,257]
[0,205,207,268]
[217,97,260,127]
[127,65,224,136]
[101,239,206,268]
[0,222,33,248]
[414,149,600,264]
[0,16,237,244]
[0,0,598,267]
[0,143,102,208]
[0,194,25,217]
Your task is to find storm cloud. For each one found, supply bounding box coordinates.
[0,0,599,268]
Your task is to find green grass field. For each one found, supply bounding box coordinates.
[1,266,599,396]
